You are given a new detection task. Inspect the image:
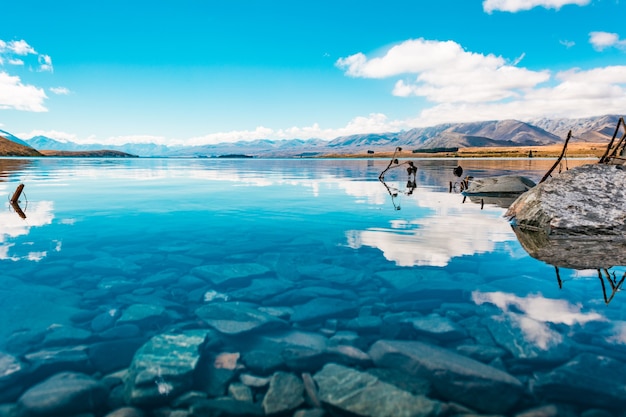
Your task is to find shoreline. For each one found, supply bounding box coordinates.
[318,142,608,159]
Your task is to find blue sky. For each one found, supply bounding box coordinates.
[1,0,625,146]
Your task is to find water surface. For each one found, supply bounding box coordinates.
[1,157,625,415]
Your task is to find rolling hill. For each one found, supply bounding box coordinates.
[0,134,42,157]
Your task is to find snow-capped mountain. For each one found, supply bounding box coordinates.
[3,114,622,157]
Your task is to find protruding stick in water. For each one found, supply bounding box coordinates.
[11,184,24,204]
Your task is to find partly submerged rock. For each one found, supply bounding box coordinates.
[506,164,626,237]
[464,175,536,196]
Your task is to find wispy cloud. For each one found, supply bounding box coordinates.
[17,129,79,143]
[182,113,409,145]
[0,39,52,72]
[559,39,575,48]
[50,87,71,95]
[38,54,53,72]
[3,39,36,56]
[483,0,591,13]
[589,31,626,51]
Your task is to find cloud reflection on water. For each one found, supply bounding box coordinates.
[346,188,515,267]
[473,291,605,350]
[473,291,604,325]
[0,200,56,261]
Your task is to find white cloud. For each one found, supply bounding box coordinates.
[6,40,36,56]
[335,37,626,129]
[483,0,591,13]
[337,39,550,104]
[17,130,75,142]
[0,71,48,112]
[0,39,53,111]
[38,54,53,72]
[589,31,626,51]
[50,87,71,95]
[181,113,410,145]
[559,40,575,48]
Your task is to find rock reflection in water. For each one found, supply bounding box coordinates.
[513,226,626,303]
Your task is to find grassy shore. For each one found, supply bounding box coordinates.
[321,142,608,159]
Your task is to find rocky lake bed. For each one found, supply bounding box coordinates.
[2,158,626,417]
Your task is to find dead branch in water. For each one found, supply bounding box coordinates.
[540,131,572,184]
[599,117,626,164]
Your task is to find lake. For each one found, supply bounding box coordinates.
[1,157,626,416]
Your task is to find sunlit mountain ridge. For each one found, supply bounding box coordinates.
[1,114,621,157]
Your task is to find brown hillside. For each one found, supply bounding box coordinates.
[0,135,42,157]
[39,149,138,157]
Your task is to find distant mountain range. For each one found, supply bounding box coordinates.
[1,114,622,158]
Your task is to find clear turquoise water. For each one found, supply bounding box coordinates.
[2,157,626,413]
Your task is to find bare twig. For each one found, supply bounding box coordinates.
[540,131,572,184]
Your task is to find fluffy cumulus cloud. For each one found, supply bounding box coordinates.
[337,39,550,104]
[482,0,591,13]
[0,39,53,112]
[589,31,626,51]
[0,71,47,112]
[336,38,626,128]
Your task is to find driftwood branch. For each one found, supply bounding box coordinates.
[599,117,626,163]
[540,130,572,184]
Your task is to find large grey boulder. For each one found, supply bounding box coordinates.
[506,164,626,237]
[124,330,208,406]
[313,363,441,417]
[369,340,523,414]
